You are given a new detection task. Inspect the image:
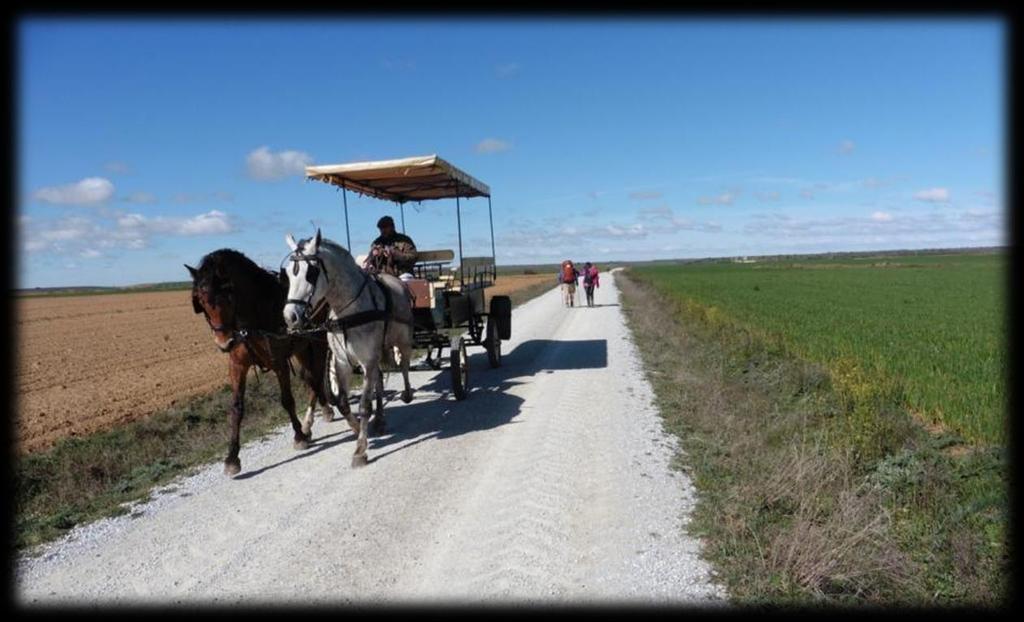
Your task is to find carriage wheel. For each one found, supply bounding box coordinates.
[450,336,468,400]
[485,319,502,368]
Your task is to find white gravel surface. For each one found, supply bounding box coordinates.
[16,272,726,606]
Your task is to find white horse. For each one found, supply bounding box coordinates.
[282,229,415,467]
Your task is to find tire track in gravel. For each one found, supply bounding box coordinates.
[17,273,726,605]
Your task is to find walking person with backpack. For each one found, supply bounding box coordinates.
[582,261,600,307]
[559,259,580,307]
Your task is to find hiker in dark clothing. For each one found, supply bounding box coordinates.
[581,262,600,307]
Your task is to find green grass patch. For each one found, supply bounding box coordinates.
[631,252,1006,446]
[618,267,1008,606]
[14,373,307,551]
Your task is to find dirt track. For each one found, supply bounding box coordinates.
[14,275,556,454]
[15,290,224,453]
[17,272,724,604]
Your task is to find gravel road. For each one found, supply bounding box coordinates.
[16,271,726,606]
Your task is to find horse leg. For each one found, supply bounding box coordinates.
[277,364,310,450]
[301,398,315,438]
[329,344,360,435]
[352,363,375,468]
[399,331,414,404]
[371,366,387,436]
[225,359,248,477]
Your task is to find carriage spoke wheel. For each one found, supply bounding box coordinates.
[450,336,468,400]
[486,320,502,368]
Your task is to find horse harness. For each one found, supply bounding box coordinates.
[283,248,412,343]
[193,274,297,374]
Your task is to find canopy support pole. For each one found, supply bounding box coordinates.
[399,202,406,233]
[342,185,352,251]
[487,195,495,261]
[455,183,464,288]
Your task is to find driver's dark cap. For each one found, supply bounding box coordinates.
[377,216,395,228]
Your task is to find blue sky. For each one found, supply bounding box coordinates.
[17,18,1005,288]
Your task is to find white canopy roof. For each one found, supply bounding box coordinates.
[305,154,490,203]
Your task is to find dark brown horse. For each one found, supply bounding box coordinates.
[186,248,349,476]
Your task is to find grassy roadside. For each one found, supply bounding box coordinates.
[617,269,1008,606]
[13,373,324,551]
[14,280,555,553]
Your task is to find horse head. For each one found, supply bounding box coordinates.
[282,228,329,331]
[186,263,238,352]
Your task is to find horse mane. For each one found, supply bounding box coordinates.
[194,248,285,330]
[313,238,354,263]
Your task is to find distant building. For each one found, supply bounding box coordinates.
[732,256,756,263]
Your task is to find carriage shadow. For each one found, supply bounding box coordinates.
[237,338,607,475]
[364,338,608,463]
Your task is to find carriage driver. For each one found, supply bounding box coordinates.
[363,215,418,278]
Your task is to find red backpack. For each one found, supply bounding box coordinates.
[561,262,576,283]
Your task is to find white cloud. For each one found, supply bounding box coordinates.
[914,187,950,203]
[838,139,856,155]
[21,210,235,257]
[744,208,1001,244]
[118,210,234,236]
[755,190,781,202]
[246,146,314,180]
[40,216,95,241]
[177,210,234,235]
[33,177,115,205]
[799,189,815,200]
[475,138,512,154]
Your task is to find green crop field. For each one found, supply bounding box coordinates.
[633,252,1007,446]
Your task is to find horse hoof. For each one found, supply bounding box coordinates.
[301,424,312,437]
[224,459,241,477]
[401,390,413,404]
[294,437,310,450]
[371,421,387,436]
[352,454,369,468]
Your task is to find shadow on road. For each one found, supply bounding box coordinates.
[366,338,608,463]
[234,338,608,476]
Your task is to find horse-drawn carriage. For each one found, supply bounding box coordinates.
[189,154,512,473]
[303,154,512,400]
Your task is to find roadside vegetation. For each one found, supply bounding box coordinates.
[618,255,1007,606]
[14,376,312,550]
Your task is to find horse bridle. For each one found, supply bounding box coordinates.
[283,249,330,324]
[192,284,243,353]
[282,247,374,329]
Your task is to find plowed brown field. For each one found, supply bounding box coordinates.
[15,274,554,454]
[15,290,225,454]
